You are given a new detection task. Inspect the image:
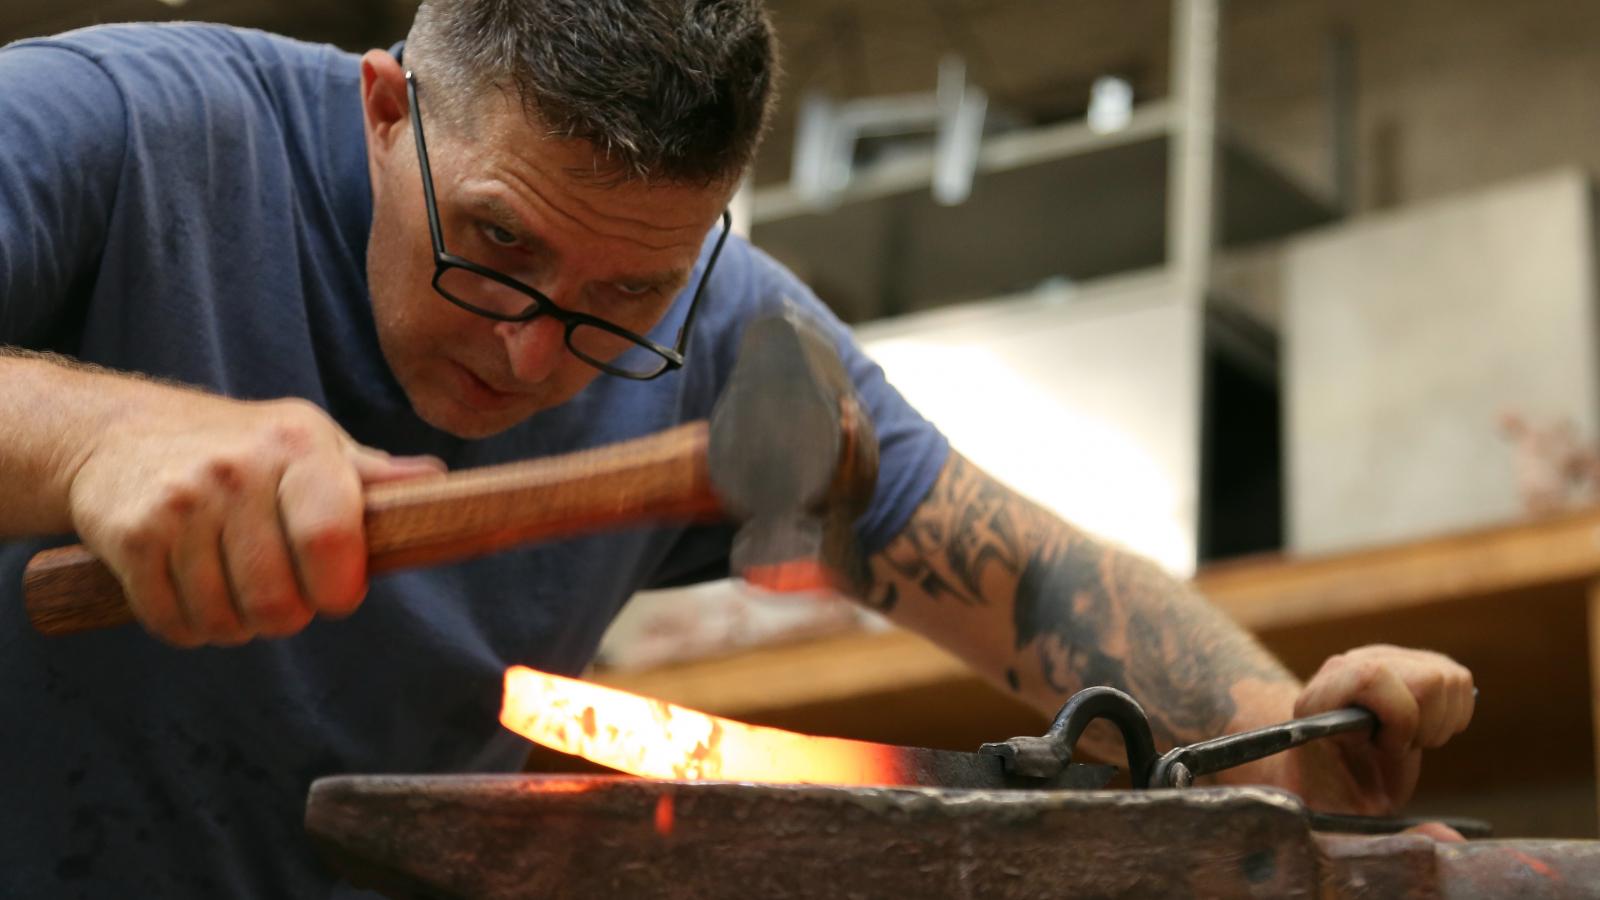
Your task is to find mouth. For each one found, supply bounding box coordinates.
[448,360,527,411]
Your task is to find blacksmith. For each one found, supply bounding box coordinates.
[0,2,1473,896]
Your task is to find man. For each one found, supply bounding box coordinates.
[0,1,1472,896]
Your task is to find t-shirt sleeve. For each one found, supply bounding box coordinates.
[0,43,127,346]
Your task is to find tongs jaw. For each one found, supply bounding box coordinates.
[979,686,1491,837]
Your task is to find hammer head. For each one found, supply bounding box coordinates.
[707,310,879,594]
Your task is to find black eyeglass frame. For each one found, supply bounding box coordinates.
[405,71,731,380]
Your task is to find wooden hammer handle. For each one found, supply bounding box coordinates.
[25,422,719,636]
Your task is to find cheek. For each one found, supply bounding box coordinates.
[368,197,441,333]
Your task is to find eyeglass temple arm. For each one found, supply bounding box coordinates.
[405,72,449,256]
[672,209,732,354]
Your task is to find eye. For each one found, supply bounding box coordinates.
[482,223,519,247]
[612,281,657,297]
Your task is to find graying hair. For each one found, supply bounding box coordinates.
[406,0,779,186]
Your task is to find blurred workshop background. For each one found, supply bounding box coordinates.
[11,0,1600,837]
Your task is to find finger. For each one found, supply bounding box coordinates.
[1420,675,1459,751]
[1411,656,1475,748]
[1459,682,1478,734]
[221,484,314,639]
[168,506,253,646]
[1408,667,1453,751]
[278,458,368,619]
[347,444,447,486]
[1365,665,1422,757]
[1293,652,1366,717]
[1403,821,1466,843]
[1435,667,1476,746]
[1424,669,1468,749]
[119,550,201,648]
[95,519,202,647]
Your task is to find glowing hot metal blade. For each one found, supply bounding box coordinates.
[501,666,905,784]
[499,666,1117,790]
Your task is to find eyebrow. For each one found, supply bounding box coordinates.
[466,195,691,288]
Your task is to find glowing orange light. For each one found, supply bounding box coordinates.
[499,666,908,786]
[653,793,674,837]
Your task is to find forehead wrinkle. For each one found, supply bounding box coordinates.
[486,152,709,250]
[466,88,709,233]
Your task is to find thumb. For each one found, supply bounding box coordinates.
[347,444,448,485]
[1403,821,1466,843]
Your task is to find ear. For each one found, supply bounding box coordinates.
[360,50,409,167]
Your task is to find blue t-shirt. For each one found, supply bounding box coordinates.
[0,24,948,899]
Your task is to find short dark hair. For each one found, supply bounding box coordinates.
[407,0,779,186]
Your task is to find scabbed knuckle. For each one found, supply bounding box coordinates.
[203,457,248,493]
[157,481,202,518]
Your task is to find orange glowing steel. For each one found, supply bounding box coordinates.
[499,666,908,786]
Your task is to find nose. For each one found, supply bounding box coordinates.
[495,315,567,384]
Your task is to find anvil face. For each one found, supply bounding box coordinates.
[304,775,1600,900]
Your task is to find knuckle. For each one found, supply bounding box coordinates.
[203,457,249,494]
[265,400,333,455]
[158,483,202,517]
[116,519,170,561]
[269,421,317,456]
[1349,658,1383,691]
[1413,670,1445,700]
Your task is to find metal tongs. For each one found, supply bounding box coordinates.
[980,686,1491,837]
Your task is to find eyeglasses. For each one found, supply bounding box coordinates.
[405,72,730,380]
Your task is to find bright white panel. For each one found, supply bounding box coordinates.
[858,272,1202,575]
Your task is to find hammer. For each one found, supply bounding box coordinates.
[23,312,878,636]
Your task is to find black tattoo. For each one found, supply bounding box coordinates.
[1015,541,1130,696]
[1016,540,1293,745]
[865,455,1025,611]
[868,453,1294,748]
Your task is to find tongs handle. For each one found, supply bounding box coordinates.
[1147,707,1375,788]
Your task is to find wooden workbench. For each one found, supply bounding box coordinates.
[591,507,1600,838]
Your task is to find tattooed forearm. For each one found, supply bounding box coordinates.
[865,454,1029,612]
[1017,542,1293,746]
[867,453,1294,749]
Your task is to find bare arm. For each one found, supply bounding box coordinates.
[0,348,156,536]
[862,452,1472,811]
[863,452,1296,755]
[0,347,442,644]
